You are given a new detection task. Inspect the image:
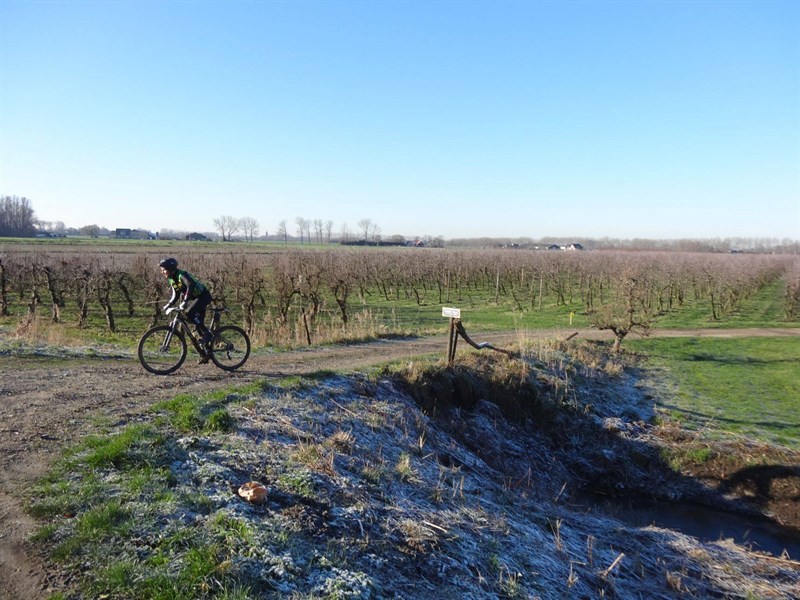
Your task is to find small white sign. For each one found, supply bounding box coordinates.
[442,306,461,319]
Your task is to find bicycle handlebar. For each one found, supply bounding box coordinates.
[164,301,224,316]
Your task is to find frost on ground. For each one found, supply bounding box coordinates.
[28,349,800,599]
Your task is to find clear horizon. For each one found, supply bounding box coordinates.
[19,218,799,246]
[1,0,798,241]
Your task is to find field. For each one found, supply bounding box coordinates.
[1,239,799,598]
[1,238,798,448]
[629,336,800,449]
[2,238,798,342]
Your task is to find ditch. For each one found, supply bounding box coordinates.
[575,487,800,560]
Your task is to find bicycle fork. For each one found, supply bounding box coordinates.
[160,318,180,352]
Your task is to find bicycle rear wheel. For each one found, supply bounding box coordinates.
[209,325,250,371]
[138,326,187,375]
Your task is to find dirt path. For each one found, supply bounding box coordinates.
[1,327,797,596]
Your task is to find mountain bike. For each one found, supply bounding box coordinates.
[138,305,250,375]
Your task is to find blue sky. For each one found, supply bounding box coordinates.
[1,0,798,240]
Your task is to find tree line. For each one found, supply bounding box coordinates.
[5,196,794,254]
[0,196,37,237]
[219,215,426,246]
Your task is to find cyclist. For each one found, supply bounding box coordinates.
[159,257,214,363]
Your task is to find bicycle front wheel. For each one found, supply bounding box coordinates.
[138,326,187,375]
[209,325,250,371]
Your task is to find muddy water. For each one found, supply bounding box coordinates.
[575,490,800,560]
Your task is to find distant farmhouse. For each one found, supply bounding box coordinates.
[185,232,210,241]
[114,228,156,240]
[547,243,584,251]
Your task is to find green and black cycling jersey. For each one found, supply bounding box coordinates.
[165,269,208,306]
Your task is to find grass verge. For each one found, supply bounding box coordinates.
[628,336,800,448]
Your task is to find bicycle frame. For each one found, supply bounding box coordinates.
[209,307,224,332]
[163,310,206,357]
[163,306,227,356]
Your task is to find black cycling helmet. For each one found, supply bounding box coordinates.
[159,257,178,271]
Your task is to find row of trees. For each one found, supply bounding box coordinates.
[211,215,386,245]
[449,236,800,254]
[212,215,261,242]
[253,217,387,245]
[1,246,795,351]
[217,215,429,246]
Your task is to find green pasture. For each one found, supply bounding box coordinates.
[628,336,800,449]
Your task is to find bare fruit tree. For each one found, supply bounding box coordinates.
[588,259,655,353]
